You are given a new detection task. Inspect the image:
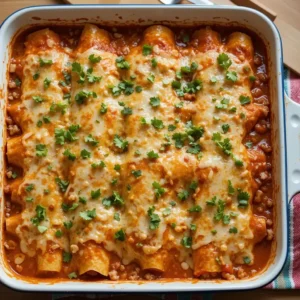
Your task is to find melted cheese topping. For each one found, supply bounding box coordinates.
[10,28,259,273]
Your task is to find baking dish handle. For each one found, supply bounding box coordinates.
[285,93,300,200]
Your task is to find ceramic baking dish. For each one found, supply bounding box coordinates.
[0,4,293,292]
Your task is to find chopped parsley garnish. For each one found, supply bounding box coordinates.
[226,71,238,82]
[181,236,192,248]
[175,79,202,96]
[175,102,184,109]
[239,95,251,105]
[189,180,198,191]
[100,103,107,114]
[63,149,76,161]
[237,190,250,208]
[206,196,217,206]
[85,134,99,146]
[91,189,101,199]
[37,225,47,233]
[36,144,48,157]
[243,256,251,264]
[190,224,197,231]
[172,80,181,89]
[215,97,229,110]
[63,251,72,263]
[86,68,102,83]
[113,135,128,152]
[80,149,91,159]
[80,208,97,221]
[111,178,118,185]
[151,118,164,129]
[116,56,130,69]
[102,191,124,208]
[245,141,253,149]
[211,229,217,235]
[148,206,161,230]
[188,205,202,213]
[91,161,106,168]
[33,72,40,80]
[25,184,34,192]
[147,73,155,83]
[33,96,44,103]
[152,181,165,199]
[135,86,142,93]
[43,116,51,124]
[14,78,21,86]
[228,180,235,195]
[39,58,53,67]
[213,199,231,225]
[151,58,157,67]
[43,78,51,89]
[217,53,232,70]
[50,102,68,114]
[62,202,79,212]
[31,205,46,226]
[55,177,69,192]
[79,197,87,204]
[181,62,198,74]
[109,80,134,96]
[147,150,159,159]
[26,197,34,203]
[115,229,126,241]
[149,96,160,107]
[212,132,232,156]
[114,213,120,221]
[162,207,171,217]
[229,227,238,234]
[168,124,176,131]
[68,272,77,279]
[121,106,133,116]
[75,90,97,104]
[142,44,153,56]
[222,124,230,133]
[132,170,142,178]
[249,75,256,82]
[89,54,102,63]
[55,126,79,145]
[186,143,201,154]
[55,230,63,238]
[210,76,218,84]
[114,164,121,171]
[177,190,189,201]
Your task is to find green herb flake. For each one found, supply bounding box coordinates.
[91,189,101,199]
[228,180,235,195]
[80,208,97,221]
[142,44,153,56]
[177,190,189,201]
[36,144,48,157]
[89,54,102,64]
[152,181,165,199]
[149,96,160,107]
[181,236,192,248]
[188,205,202,213]
[239,95,251,106]
[217,53,232,70]
[148,206,161,230]
[116,56,130,69]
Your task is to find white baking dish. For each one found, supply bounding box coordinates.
[0,4,291,292]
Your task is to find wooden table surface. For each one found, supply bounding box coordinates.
[0,0,299,299]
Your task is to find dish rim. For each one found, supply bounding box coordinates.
[0,4,288,292]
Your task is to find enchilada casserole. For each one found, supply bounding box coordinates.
[3,24,273,281]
